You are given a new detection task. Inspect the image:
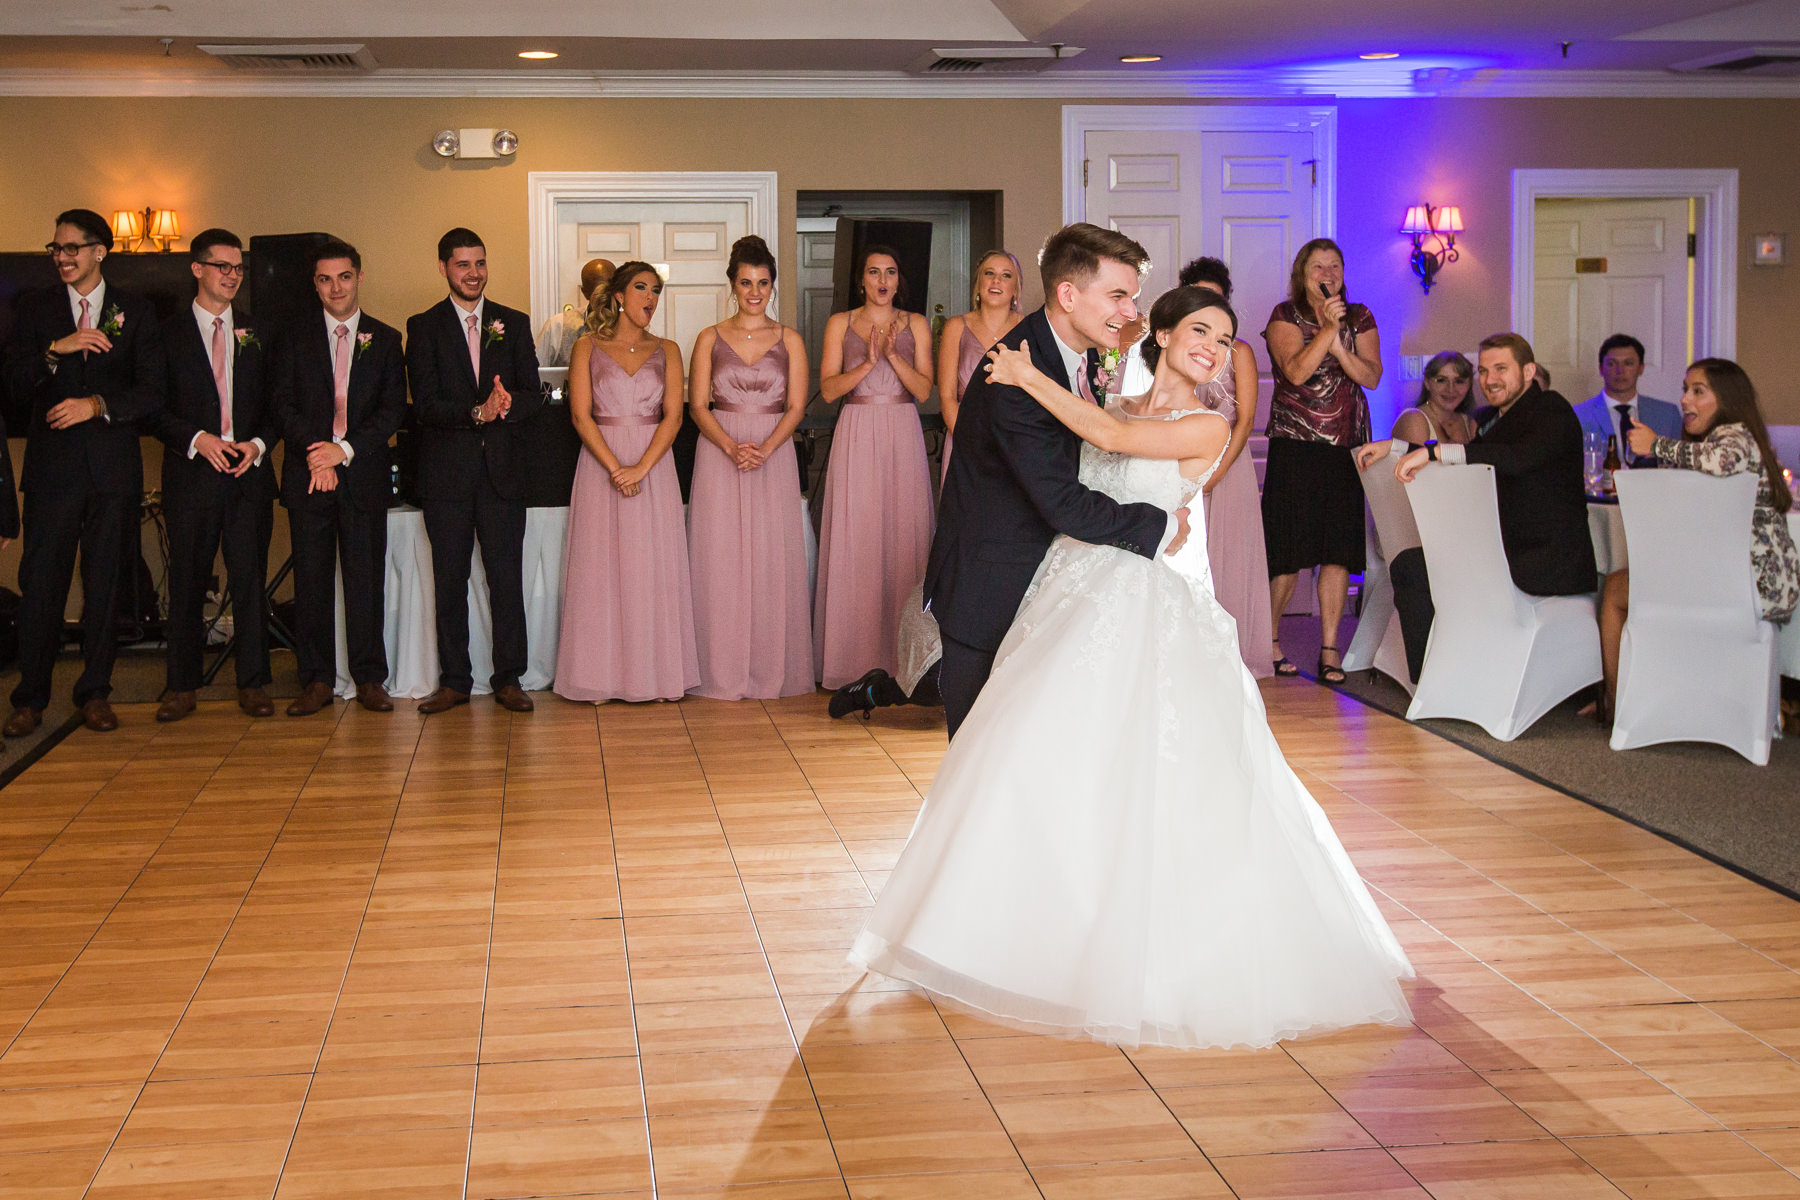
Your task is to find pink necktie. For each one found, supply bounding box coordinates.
[212,317,233,438]
[78,298,92,329]
[466,313,481,382]
[332,324,351,439]
[1076,359,1098,405]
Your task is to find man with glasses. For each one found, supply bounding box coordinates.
[145,228,278,723]
[1,208,161,735]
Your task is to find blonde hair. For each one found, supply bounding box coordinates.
[585,260,658,341]
[970,249,1024,312]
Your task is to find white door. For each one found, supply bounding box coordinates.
[1533,197,1692,404]
[554,199,750,369]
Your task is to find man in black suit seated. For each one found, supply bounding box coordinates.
[1,208,161,735]
[271,239,407,717]
[1369,331,1596,680]
[406,228,542,715]
[926,223,1190,738]
[147,228,279,723]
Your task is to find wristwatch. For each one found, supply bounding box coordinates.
[1424,440,1439,462]
[470,405,485,425]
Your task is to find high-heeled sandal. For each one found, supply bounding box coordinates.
[1272,641,1300,677]
[1316,645,1347,686]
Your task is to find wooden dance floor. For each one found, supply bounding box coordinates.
[2,683,1798,1199]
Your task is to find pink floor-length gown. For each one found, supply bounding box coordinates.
[1197,351,1275,679]
[688,336,814,699]
[942,324,987,481]
[554,345,700,701]
[813,324,935,688]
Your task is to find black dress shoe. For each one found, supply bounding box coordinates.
[829,669,892,720]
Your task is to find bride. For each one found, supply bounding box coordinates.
[848,285,1413,1050]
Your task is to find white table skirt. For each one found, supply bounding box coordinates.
[335,498,818,698]
[1590,502,1800,680]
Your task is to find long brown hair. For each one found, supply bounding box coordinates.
[1287,237,1347,320]
[587,260,660,340]
[1689,358,1792,513]
[1416,351,1475,414]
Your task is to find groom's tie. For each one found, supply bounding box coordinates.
[1076,360,1099,406]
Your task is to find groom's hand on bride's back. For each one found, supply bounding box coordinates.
[1164,506,1191,555]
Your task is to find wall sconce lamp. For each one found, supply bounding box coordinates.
[1402,203,1461,293]
[111,207,181,252]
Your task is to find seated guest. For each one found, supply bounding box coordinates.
[1392,351,1477,447]
[537,258,615,369]
[1573,334,1682,468]
[3,208,160,736]
[149,228,278,722]
[272,240,407,716]
[1357,332,1595,682]
[1595,358,1798,718]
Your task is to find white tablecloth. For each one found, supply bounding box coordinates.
[1590,501,1800,680]
[335,499,818,698]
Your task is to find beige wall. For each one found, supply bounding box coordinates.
[2,93,1798,593]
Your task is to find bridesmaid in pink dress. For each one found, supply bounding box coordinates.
[1182,257,1274,679]
[555,261,699,701]
[814,246,936,689]
[934,250,1024,480]
[687,236,813,699]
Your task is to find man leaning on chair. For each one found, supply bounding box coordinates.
[1356,332,1596,682]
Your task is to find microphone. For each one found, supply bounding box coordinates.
[1319,284,1334,299]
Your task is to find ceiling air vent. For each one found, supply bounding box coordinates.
[1670,46,1800,75]
[906,45,1084,75]
[198,43,378,72]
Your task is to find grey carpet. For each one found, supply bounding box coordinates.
[1277,613,1800,896]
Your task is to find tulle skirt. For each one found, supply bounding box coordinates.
[850,536,1413,1049]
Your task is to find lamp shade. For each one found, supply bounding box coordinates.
[111,209,144,244]
[148,209,180,241]
[1431,205,1464,233]
[1400,205,1433,235]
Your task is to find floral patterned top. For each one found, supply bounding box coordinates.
[1262,299,1375,447]
[1652,423,1799,623]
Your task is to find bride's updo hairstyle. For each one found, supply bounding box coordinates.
[1140,285,1235,373]
[587,260,660,340]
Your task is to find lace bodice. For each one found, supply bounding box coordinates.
[1076,407,1223,513]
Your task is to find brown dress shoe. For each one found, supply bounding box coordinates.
[417,687,470,714]
[493,684,535,713]
[286,681,334,717]
[356,682,394,712]
[4,707,43,738]
[156,691,197,723]
[82,699,119,732]
[238,687,275,718]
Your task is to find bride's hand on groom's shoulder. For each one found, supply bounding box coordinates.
[985,342,1033,388]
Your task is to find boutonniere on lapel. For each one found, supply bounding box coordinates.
[234,328,262,352]
[98,304,126,338]
[354,331,374,360]
[1095,348,1123,397]
[483,318,505,348]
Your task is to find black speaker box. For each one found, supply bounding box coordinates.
[830,218,933,315]
[247,232,337,327]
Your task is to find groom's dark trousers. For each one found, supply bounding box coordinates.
[924,307,1169,738]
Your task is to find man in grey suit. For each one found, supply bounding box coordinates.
[1571,334,1683,468]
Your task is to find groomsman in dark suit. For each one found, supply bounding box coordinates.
[148,228,278,722]
[1,208,161,735]
[406,228,542,714]
[271,240,407,717]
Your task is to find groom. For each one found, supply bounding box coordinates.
[927,223,1189,737]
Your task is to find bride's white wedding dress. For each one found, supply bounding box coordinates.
[849,409,1414,1049]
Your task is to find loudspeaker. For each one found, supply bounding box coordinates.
[830,218,933,315]
[247,232,336,325]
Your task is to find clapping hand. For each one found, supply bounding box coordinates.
[866,322,890,363]
[480,377,511,423]
[1626,421,1658,458]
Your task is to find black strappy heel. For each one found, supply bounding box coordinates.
[1272,641,1300,677]
[1316,645,1347,686]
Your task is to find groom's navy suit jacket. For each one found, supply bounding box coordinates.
[925,306,1169,653]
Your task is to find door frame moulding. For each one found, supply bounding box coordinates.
[1511,168,1737,361]
[527,171,780,332]
[1060,105,1338,237]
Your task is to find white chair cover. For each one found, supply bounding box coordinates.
[1343,444,1420,693]
[1610,471,1778,764]
[1403,464,1601,740]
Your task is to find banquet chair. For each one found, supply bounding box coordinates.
[1611,470,1777,765]
[1343,444,1419,694]
[1404,464,1601,740]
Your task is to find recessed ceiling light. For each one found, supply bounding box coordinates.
[518,50,558,60]
[1119,54,1162,64]
[1360,51,1400,59]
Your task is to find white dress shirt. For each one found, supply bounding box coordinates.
[324,308,362,463]
[190,302,267,466]
[1045,317,1179,556]
[68,279,106,330]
